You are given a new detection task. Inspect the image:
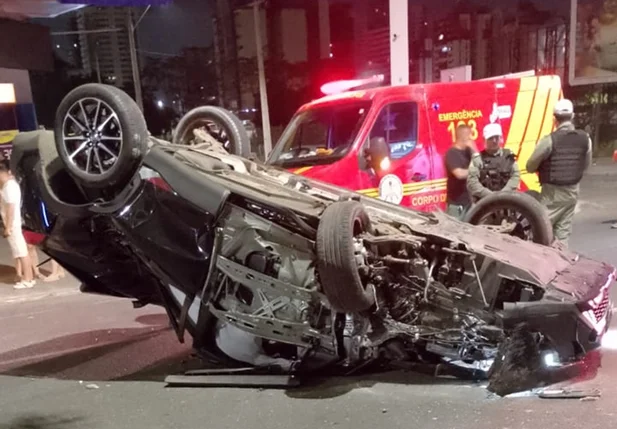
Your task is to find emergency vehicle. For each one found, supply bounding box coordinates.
[266,73,563,212]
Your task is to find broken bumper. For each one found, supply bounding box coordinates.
[500,269,615,363]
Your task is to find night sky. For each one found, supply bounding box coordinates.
[122,0,566,54]
[41,0,564,56]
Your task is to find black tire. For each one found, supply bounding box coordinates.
[173,106,251,157]
[54,83,148,189]
[464,191,554,246]
[316,201,375,313]
[525,190,541,202]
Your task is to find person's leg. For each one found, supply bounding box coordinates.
[11,232,35,289]
[28,244,43,279]
[44,260,65,282]
[446,204,465,220]
[544,202,565,243]
[553,200,577,245]
[14,258,22,282]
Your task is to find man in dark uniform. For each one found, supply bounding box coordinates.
[526,99,592,245]
[444,124,476,220]
[467,123,520,201]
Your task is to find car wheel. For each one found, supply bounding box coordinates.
[173,106,251,157]
[464,191,554,245]
[54,83,148,189]
[316,201,376,313]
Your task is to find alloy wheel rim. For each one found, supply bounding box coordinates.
[61,97,123,177]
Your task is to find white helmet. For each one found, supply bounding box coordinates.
[554,99,574,116]
[483,123,503,140]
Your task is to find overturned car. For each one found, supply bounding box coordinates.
[11,84,615,395]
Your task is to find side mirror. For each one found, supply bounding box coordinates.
[364,137,391,172]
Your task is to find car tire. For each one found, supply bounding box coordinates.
[173,106,251,157]
[464,191,554,246]
[54,83,148,189]
[316,200,375,313]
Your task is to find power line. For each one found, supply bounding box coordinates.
[137,49,178,58]
[51,28,120,36]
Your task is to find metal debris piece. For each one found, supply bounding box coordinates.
[580,396,599,402]
[538,388,601,399]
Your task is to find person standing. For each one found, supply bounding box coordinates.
[526,99,592,245]
[444,123,476,220]
[23,230,66,282]
[0,160,35,289]
[467,123,521,201]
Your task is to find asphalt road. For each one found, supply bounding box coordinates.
[1,161,617,429]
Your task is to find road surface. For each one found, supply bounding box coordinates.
[0,161,616,429]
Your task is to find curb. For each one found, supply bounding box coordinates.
[0,287,81,305]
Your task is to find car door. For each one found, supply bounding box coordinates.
[358,100,435,210]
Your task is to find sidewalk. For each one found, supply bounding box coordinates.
[0,245,80,305]
[587,156,617,176]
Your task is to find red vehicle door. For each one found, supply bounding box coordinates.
[355,97,438,211]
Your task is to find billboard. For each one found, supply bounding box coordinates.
[569,0,617,85]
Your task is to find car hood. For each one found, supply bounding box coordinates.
[170,146,616,300]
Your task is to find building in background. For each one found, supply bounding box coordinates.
[350,1,566,85]
[218,0,332,111]
[75,7,134,87]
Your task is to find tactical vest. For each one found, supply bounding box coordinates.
[478,149,516,191]
[538,128,589,186]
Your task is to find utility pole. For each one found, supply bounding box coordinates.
[127,6,150,112]
[389,0,409,86]
[252,0,272,158]
[127,12,142,110]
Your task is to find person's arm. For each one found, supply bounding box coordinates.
[2,182,18,236]
[467,156,492,199]
[504,160,521,191]
[583,135,593,173]
[445,149,471,180]
[526,135,552,173]
[3,203,13,237]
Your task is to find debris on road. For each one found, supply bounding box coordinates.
[538,388,601,400]
[580,396,599,402]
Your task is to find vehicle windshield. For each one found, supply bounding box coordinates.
[268,100,371,169]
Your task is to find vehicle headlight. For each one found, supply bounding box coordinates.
[543,351,560,368]
[379,157,391,171]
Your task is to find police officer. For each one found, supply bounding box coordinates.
[467,123,520,201]
[526,99,592,245]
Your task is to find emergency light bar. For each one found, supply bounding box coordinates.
[320,74,385,96]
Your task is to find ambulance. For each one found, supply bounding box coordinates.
[266,73,563,212]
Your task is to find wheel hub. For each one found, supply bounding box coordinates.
[62,97,123,176]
